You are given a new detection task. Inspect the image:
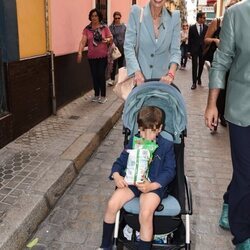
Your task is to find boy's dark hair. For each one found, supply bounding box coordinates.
[88,8,103,22]
[137,106,164,130]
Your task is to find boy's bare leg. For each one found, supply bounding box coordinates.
[104,187,135,223]
[139,192,161,241]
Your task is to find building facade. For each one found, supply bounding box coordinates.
[0,0,150,148]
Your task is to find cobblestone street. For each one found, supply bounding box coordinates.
[23,61,233,250]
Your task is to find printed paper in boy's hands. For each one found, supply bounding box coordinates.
[125,149,150,184]
[124,136,158,185]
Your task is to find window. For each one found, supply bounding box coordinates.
[96,0,107,24]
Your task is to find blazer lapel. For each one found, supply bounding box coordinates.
[155,9,172,49]
[143,4,156,45]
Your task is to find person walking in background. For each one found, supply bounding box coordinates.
[188,12,208,90]
[204,5,225,127]
[204,0,238,128]
[107,11,126,86]
[205,0,250,248]
[180,22,189,70]
[77,8,112,104]
[124,0,181,86]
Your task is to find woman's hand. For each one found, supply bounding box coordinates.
[134,71,145,86]
[214,38,220,47]
[77,54,82,63]
[161,72,175,84]
[102,37,112,45]
[113,172,128,188]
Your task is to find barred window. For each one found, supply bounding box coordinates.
[96,0,107,24]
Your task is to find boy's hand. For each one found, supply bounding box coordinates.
[136,177,152,193]
[113,172,128,188]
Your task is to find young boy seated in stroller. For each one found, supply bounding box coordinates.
[98,106,176,250]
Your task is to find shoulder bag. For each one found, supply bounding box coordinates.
[113,7,143,100]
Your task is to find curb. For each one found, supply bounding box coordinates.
[0,101,123,250]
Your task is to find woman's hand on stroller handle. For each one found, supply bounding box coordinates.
[161,71,175,84]
[133,70,145,86]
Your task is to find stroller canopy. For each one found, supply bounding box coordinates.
[123,81,187,143]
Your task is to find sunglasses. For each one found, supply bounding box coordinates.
[115,17,121,20]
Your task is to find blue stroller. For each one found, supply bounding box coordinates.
[113,81,192,250]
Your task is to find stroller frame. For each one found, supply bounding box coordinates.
[111,82,193,249]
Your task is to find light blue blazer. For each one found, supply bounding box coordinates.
[209,0,250,126]
[124,4,181,79]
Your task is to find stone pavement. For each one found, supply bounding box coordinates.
[23,61,234,250]
[0,87,123,250]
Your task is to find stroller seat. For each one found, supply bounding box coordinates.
[123,194,181,217]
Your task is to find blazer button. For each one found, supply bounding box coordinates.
[151,54,154,57]
[150,65,153,68]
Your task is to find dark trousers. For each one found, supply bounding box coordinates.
[110,54,125,81]
[191,50,205,84]
[88,57,107,97]
[180,44,188,67]
[228,123,250,245]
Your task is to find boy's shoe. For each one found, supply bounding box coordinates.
[219,203,230,230]
[99,97,107,104]
[106,79,114,86]
[91,96,100,102]
[235,239,250,250]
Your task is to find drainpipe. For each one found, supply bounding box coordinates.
[50,51,56,115]
[45,0,56,115]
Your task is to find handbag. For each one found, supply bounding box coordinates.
[113,7,144,100]
[112,45,122,60]
[113,67,135,100]
[113,68,135,100]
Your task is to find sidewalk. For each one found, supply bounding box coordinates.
[0,87,123,250]
[0,61,234,250]
[25,62,234,250]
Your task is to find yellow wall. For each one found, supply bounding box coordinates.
[16,0,47,58]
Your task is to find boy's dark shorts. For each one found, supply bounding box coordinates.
[128,185,166,200]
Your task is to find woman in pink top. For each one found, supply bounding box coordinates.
[77,9,112,104]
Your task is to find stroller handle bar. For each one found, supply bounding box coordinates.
[144,79,180,92]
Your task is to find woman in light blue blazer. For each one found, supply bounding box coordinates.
[124,0,181,86]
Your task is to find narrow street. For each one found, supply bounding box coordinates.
[24,61,233,250]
